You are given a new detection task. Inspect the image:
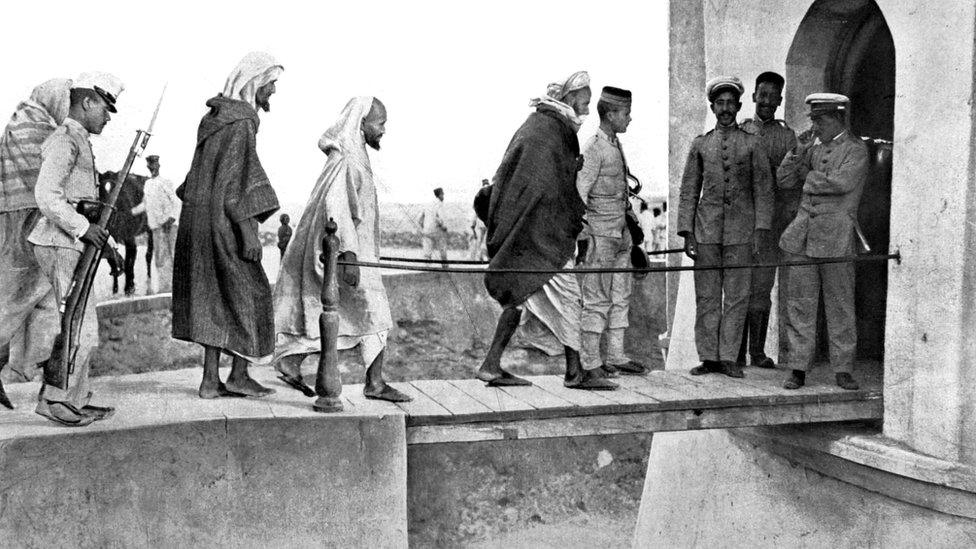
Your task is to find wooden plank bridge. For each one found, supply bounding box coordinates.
[0,363,882,443]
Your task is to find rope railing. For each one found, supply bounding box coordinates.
[377,246,686,265]
[309,218,900,413]
[342,252,902,275]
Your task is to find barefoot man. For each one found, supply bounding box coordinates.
[172,52,283,399]
[272,97,411,403]
[478,70,617,390]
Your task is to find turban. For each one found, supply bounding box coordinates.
[546,70,590,101]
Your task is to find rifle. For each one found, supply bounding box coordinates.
[44,87,166,390]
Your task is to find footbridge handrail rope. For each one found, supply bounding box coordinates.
[310,218,899,413]
[341,252,902,275]
[378,247,687,265]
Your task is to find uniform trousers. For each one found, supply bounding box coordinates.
[783,252,855,373]
[693,243,752,362]
[421,232,448,263]
[32,245,93,407]
[151,225,177,293]
[580,232,632,370]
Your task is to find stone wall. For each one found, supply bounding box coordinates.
[0,415,407,548]
[92,270,667,375]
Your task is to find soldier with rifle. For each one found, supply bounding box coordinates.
[27,73,124,426]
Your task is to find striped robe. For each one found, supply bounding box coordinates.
[0,100,63,375]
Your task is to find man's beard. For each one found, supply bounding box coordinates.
[257,98,271,112]
[365,136,381,150]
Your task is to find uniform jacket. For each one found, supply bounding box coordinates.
[577,128,629,238]
[27,118,98,251]
[677,123,773,245]
[777,131,868,258]
[740,116,798,235]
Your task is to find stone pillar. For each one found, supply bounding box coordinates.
[878,1,976,465]
[666,0,706,331]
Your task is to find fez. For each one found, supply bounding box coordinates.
[600,86,632,107]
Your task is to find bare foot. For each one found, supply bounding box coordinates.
[199,380,246,399]
[481,370,532,386]
[363,383,413,402]
[477,366,531,386]
[476,363,504,382]
[225,375,275,398]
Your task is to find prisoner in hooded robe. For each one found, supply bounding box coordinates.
[272,97,411,402]
[477,70,618,391]
[0,79,72,399]
[172,52,282,398]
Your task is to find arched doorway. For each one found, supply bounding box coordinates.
[785,0,894,361]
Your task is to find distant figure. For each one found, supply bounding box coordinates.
[172,52,283,399]
[0,78,71,401]
[651,207,667,252]
[637,203,656,252]
[99,171,152,296]
[467,179,489,260]
[273,97,412,403]
[419,187,448,265]
[130,155,179,293]
[277,213,292,258]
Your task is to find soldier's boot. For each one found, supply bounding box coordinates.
[737,312,750,366]
[0,347,11,409]
[564,346,582,385]
[783,370,805,390]
[690,360,723,375]
[836,372,860,391]
[749,310,775,369]
[565,349,618,390]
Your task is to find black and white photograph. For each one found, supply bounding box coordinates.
[0,0,971,547]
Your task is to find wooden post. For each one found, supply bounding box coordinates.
[313,218,343,413]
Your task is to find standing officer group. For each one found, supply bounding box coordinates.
[679,71,866,390]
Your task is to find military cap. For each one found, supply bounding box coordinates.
[706,76,744,101]
[600,86,632,107]
[74,72,124,113]
[805,93,849,117]
[146,155,160,163]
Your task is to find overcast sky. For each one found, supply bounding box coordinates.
[2,0,669,211]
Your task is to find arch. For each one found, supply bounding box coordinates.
[785,0,895,361]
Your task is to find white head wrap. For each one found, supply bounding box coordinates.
[29,78,72,125]
[318,96,377,172]
[222,52,284,110]
[546,70,590,101]
[529,70,591,132]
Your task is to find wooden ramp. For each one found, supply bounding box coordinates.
[0,366,881,444]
